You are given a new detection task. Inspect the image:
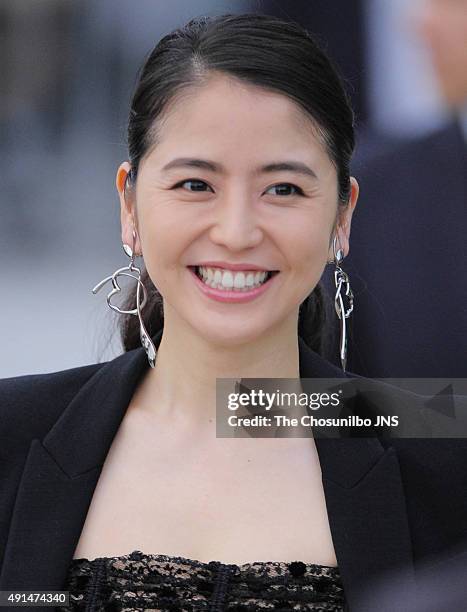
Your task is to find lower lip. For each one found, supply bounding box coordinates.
[188,267,279,303]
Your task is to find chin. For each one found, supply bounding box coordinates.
[190,319,271,349]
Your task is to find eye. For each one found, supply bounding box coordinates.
[172,179,304,197]
[265,183,304,196]
[173,179,214,192]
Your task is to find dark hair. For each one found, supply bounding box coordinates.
[119,13,355,356]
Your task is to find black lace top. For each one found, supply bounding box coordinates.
[58,549,346,611]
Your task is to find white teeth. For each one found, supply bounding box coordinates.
[213,269,222,285]
[196,266,271,291]
[233,272,245,289]
[221,271,234,288]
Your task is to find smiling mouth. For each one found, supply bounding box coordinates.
[187,266,280,291]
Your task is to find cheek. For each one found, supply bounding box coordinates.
[289,220,333,275]
[274,222,331,309]
[137,211,190,291]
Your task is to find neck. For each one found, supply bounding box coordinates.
[131,308,301,426]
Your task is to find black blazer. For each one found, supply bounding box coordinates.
[1,329,467,612]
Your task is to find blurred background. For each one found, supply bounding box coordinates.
[1,0,465,377]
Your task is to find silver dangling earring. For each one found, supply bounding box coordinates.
[91,228,157,368]
[328,234,354,372]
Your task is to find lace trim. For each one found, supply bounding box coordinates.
[59,549,346,611]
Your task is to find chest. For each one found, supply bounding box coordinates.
[72,414,338,566]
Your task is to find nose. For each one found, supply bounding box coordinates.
[208,188,264,251]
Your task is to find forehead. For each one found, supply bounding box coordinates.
[150,74,327,160]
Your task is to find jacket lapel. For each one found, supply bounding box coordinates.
[313,436,416,611]
[0,341,151,593]
[298,338,416,610]
[1,331,415,612]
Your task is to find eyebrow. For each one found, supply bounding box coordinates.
[161,157,318,179]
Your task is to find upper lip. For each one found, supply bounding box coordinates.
[190,261,278,272]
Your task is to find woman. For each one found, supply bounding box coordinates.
[1,13,467,612]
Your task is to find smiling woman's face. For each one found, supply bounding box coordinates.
[118,74,357,347]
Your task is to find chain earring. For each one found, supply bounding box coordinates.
[91,228,157,368]
[328,233,354,372]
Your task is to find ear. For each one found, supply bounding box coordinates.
[116,161,142,255]
[328,177,359,262]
